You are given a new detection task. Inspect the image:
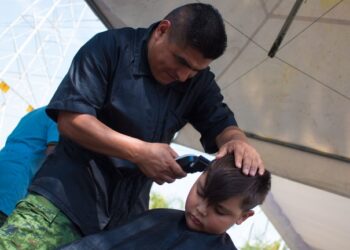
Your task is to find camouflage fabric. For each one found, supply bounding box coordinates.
[0,193,81,250]
[0,211,7,227]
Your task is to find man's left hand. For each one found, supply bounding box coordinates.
[216,139,264,176]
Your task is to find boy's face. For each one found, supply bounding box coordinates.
[185,172,254,234]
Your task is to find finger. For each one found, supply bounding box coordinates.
[258,159,265,175]
[169,159,187,178]
[154,173,175,184]
[249,158,259,176]
[155,180,165,185]
[215,147,228,159]
[242,153,252,175]
[162,175,176,184]
[169,146,179,158]
[233,148,244,168]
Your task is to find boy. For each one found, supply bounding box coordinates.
[59,154,271,250]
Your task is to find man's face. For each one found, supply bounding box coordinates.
[147,20,212,84]
[185,172,253,234]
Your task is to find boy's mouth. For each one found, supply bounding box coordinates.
[189,213,202,227]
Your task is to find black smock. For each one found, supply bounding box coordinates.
[29,23,237,235]
[58,209,237,250]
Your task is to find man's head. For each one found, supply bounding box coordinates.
[185,154,271,234]
[147,3,227,84]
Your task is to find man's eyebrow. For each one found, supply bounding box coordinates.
[175,55,202,72]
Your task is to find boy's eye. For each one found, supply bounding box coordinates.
[196,183,205,197]
[196,187,204,197]
[214,206,226,216]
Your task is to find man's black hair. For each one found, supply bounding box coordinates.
[164,3,227,59]
[203,154,271,211]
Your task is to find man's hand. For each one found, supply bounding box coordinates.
[216,126,264,176]
[134,142,187,185]
[216,139,264,176]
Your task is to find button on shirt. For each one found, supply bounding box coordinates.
[30,23,237,235]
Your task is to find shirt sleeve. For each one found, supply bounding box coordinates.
[189,73,237,154]
[47,30,117,121]
[46,119,59,145]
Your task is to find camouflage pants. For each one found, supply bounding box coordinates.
[0,193,81,250]
[0,211,6,227]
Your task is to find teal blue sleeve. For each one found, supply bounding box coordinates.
[46,120,59,145]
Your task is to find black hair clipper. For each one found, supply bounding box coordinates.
[175,154,211,173]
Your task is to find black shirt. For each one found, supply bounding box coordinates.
[58,209,237,250]
[30,23,237,235]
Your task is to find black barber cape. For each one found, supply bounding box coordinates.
[58,209,237,250]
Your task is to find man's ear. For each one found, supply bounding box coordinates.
[154,20,171,39]
[236,210,255,225]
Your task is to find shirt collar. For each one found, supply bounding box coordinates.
[132,22,159,76]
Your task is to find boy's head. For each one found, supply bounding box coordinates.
[185,154,271,234]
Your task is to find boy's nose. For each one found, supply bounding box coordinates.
[196,202,207,216]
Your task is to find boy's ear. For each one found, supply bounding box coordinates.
[236,210,255,225]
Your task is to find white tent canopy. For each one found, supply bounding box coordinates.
[84,1,350,249]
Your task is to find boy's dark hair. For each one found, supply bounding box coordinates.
[203,154,271,211]
[164,3,227,59]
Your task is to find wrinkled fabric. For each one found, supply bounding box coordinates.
[32,152,153,235]
[58,209,237,250]
[0,211,6,227]
[0,194,81,250]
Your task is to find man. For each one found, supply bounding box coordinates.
[0,106,58,226]
[0,3,264,249]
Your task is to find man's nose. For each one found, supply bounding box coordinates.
[176,67,193,82]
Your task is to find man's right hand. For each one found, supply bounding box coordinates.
[57,112,186,184]
[134,142,187,185]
